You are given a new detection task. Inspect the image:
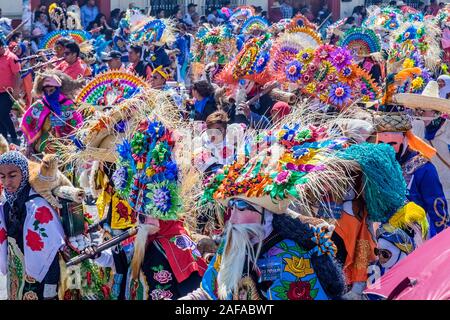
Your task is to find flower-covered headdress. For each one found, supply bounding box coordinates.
[338,27,381,58]
[280,44,382,110]
[202,123,357,216]
[114,120,182,221]
[240,16,269,35]
[192,24,236,66]
[76,71,148,110]
[129,18,175,46]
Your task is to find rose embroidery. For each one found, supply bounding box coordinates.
[153,270,173,284]
[287,281,313,300]
[0,228,6,245]
[150,288,173,300]
[26,229,44,251]
[23,291,39,300]
[35,206,53,224]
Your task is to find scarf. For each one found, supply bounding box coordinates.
[0,151,31,251]
[147,220,207,283]
[438,75,450,98]
[43,87,62,116]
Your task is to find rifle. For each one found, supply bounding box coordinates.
[66,226,139,267]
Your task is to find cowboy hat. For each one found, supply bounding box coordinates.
[392,81,450,114]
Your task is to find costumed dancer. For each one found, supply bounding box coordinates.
[0,151,65,300]
[366,202,429,293]
[331,143,408,300]
[375,113,448,239]
[181,122,355,300]
[409,79,450,208]
[88,119,207,300]
[20,70,84,155]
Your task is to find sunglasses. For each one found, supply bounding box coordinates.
[374,248,392,260]
[228,199,261,213]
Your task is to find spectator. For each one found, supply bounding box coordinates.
[396,1,407,9]
[429,0,440,15]
[316,1,332,25]
[102,50,125,71]
[56,40,90,79]
[207,8,224,26]
[255,6,263,16]
[0,36,21,145]
[418,1,425,12]
[127,44,152,81]
[110,8,121,29]
[191,79,217,121]
[184,3,198,27]
[191,12,201,29]
[32,11,49,38]
[80,0,99,29]
[156,8,165,19]
[279,0,294,19]
[173,7,184,23]
[352,6,364,26]
[93,13,112,34]
[301,6,315,22]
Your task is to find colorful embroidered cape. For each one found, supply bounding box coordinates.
[21,95,83,144]
[201,237,329,300]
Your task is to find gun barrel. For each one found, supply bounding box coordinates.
[66,227,139,267]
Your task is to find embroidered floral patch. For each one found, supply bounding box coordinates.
[26,229,44,251]
[35,206,53,224]
[151,265,173,284]
[23,291,39,300]
[0,228,6,245]
[150,285,173,300]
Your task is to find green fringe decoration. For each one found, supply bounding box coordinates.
[337,143,407,223]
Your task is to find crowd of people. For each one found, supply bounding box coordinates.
[0,0,448,301]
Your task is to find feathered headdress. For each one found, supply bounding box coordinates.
[388,202,429,239]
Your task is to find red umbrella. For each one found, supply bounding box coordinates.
[364,227,450,300]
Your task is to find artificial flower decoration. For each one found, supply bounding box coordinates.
[115,120,183,221]
[328,82,351,107]
[201,124,349,216]
[402,26,418,41]
[285,60,303,82]
[298,48,314,64]
[330,47,352,71]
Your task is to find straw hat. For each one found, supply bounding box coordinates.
[392,81,450,114]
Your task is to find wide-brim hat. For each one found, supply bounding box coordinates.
[392,81,450,114]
